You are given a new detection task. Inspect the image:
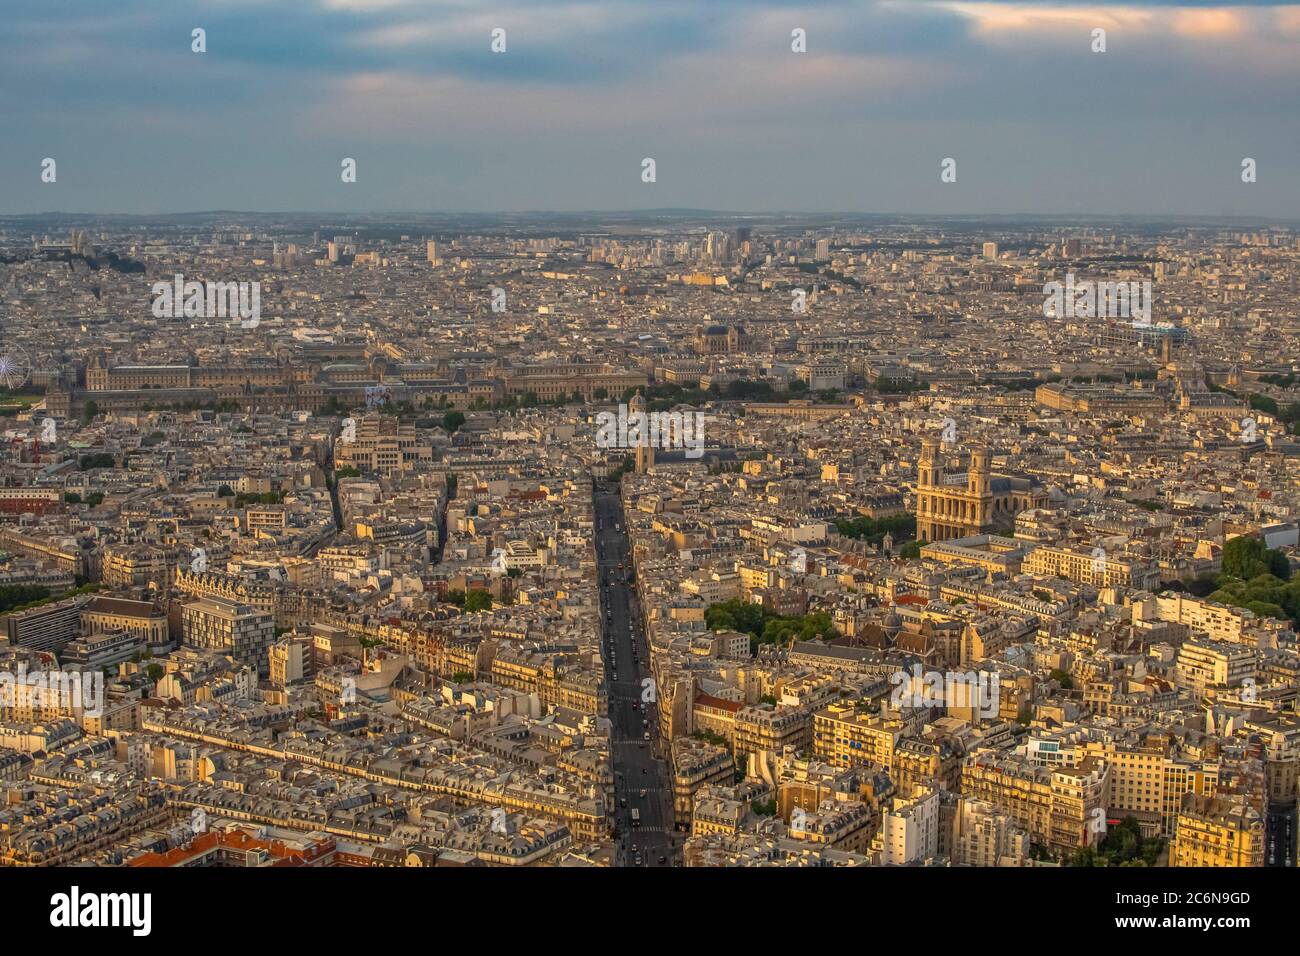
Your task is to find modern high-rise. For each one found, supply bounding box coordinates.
[181,595,275,673]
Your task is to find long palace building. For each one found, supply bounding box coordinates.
[47,351,647,416]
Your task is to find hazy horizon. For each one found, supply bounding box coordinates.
[3,208,1299,225]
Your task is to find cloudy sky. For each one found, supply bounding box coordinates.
[1,0,1297,216]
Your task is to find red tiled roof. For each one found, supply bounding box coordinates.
[694,692,743,713]
[130,829,335,867]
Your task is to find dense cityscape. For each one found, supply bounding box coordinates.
[1,212,1297,874]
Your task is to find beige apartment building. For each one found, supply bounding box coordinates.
[893,735,964,796]
[733,704,813,762]
[691,691,742,745]
[875,789,940,864]
[101,545,174,589]
[269,638,307,688]
[1146,593,1255,645]
[671,738,734,828]
[691,789,753,838]
[960,754,1055,852]
[1175,636,1255,695]
[0,527,84,577]
[1171,794,1265,867]
[335,416,434,475]
[813,702,903,772]
[789,800,875,855]
[1082,739,1218,836]
[482,645,604,716]
[950,797,1030,867]
[1023,544,1161,590]
[1048,757,1110,854]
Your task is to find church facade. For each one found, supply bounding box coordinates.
[914,439,1049,543]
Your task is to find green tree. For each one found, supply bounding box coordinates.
[1070,816,1163,867]
[834,513,917,545]
[1268,550,1292,581]
[1221,536,1289,581]
[464,589,492,613]
[704,599,837,653]
[442,410,466,434]
[0,585,52,613]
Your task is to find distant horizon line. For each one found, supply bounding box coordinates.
[2,209,1298,226]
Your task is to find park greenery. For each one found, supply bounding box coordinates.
[0,584,51,614]
[705,598,836,653]
[0,583,103,615]
[444,588,493,613]
[1164,536,1300,626]
[833,513,916,547]
[1069,817,1164,867]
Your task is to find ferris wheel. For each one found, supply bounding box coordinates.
[0,344,32,391]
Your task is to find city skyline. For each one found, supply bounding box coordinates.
[0,0,1296,906]
[2,213,1298,878]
